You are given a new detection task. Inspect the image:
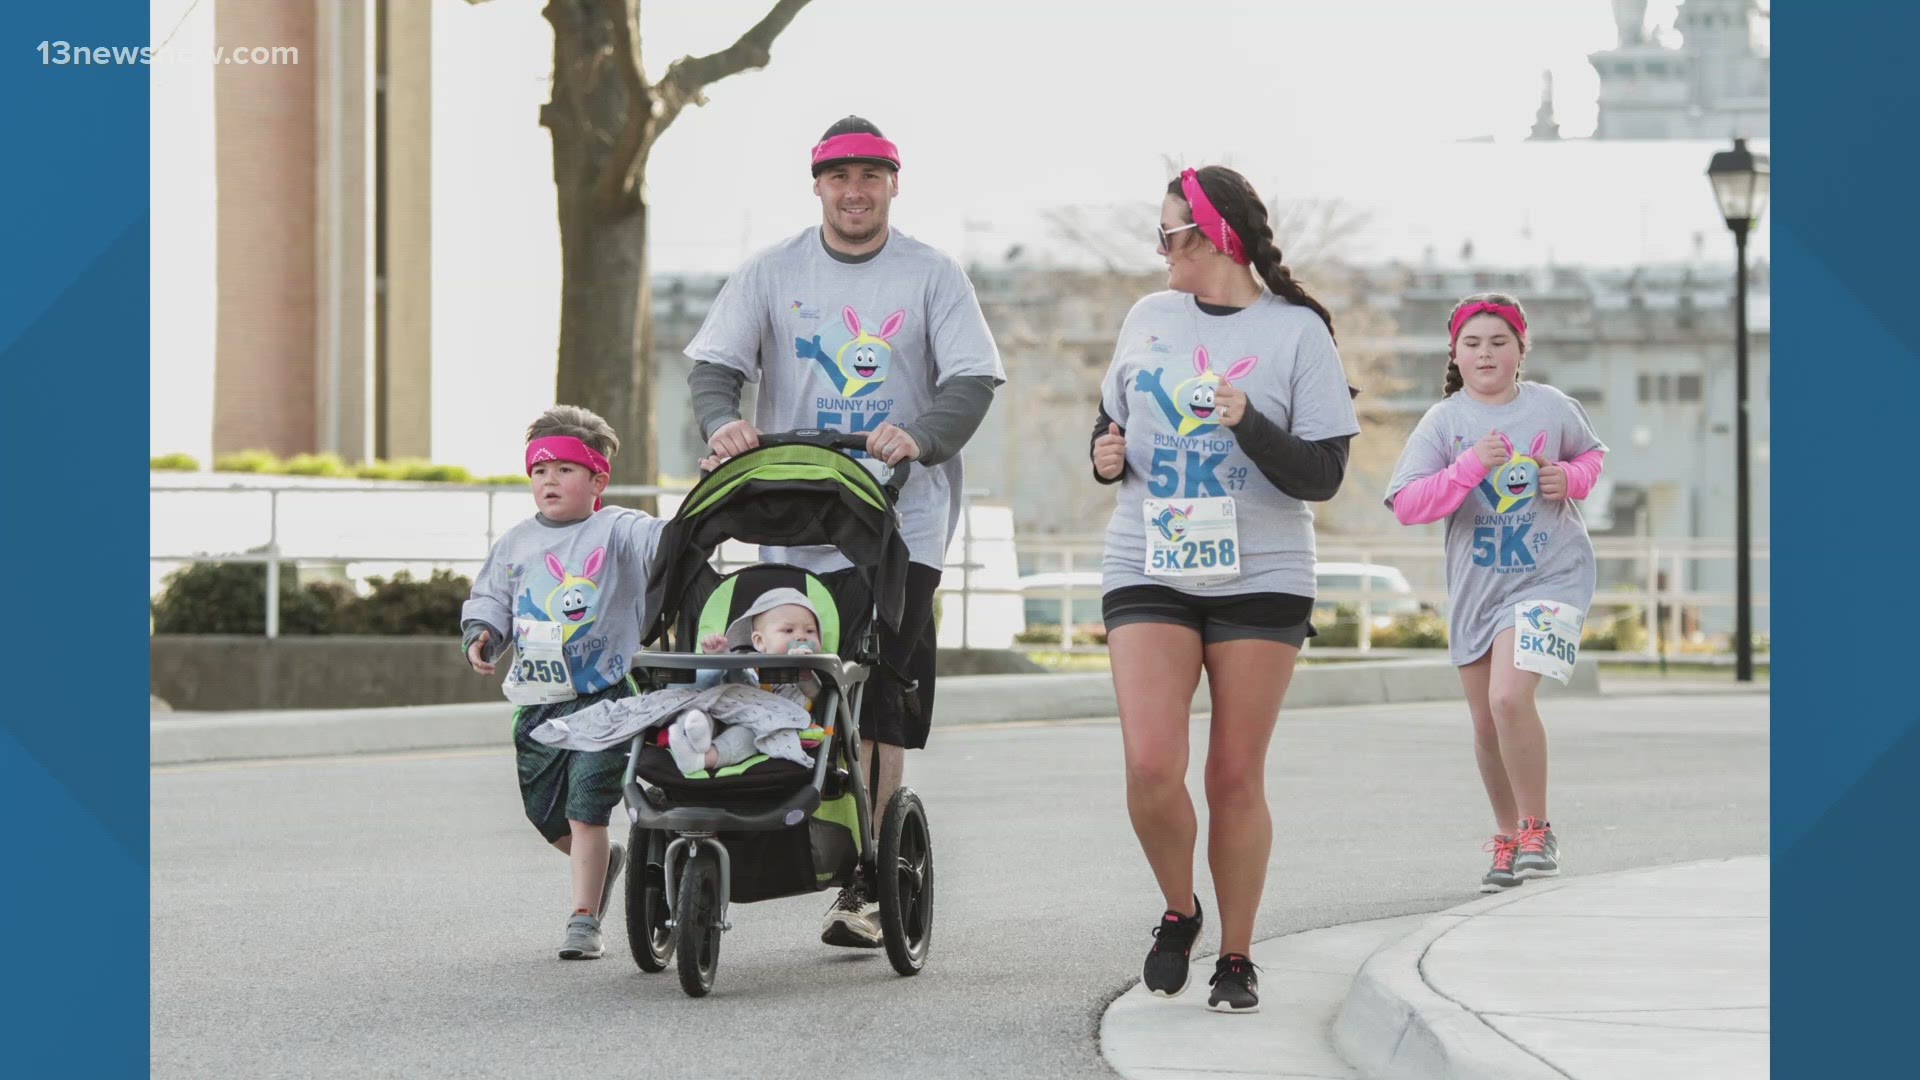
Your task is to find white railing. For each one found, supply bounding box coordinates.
[998,531,1770,661]
[151,476,1769,661]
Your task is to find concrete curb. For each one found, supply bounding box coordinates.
[1332,859,1752,1080]
[151,657,1599,766]
[1333,886,1569,1080]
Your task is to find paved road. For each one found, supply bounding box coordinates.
[152,692,1767,1079]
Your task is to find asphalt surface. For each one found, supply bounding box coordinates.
[151,692,1768,1079]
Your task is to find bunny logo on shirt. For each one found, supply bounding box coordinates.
[795,306,905,398]
[1135,345,1260,437]
[1478,432,1548,514]
[511,547,605,645]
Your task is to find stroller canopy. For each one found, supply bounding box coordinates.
[644,442,910,649]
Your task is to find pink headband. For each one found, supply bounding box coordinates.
[1448,302,1529,346]
[526,436,610,511]
[811,133,901,174]
[1179,168,1248,266]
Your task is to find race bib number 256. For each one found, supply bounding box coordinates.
[1513,600,1585,685]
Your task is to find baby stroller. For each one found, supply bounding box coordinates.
[621,431,934,997]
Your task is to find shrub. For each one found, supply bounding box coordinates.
[151,564,471,636]
[150,453,200,472]
[351,460,405,481]
[151,562,345,635]
[1581,609,1648,652]
[394,461,472,483]
[213,450,281,474]
[1371,612,1449,649]
[333,570,473,636]
[281,453,349,477]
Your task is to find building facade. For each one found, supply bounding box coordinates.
[1590,0,1769,140]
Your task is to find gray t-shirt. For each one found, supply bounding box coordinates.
[1383,382,1608,665]
[1100,290,1361,597]
[684,226,1005,571]
[460,508,667,694]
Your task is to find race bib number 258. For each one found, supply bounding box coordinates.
[1143,496,1241,582]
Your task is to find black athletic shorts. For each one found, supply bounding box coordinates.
[1101,585,1316,646]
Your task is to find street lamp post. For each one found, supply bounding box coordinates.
[1706,138,1769,683]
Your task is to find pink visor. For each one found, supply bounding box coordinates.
[1448,301,1529,345]
[526,436,610,511]
[811,132,901,175]
[1179,168,1248,266]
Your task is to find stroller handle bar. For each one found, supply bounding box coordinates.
[758,428,869,453]
[739,429,911,498]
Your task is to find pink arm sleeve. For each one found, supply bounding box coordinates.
[1557,449,1606,500]
[1392,449,1490,525]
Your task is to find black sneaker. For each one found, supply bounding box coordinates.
[1207,953,1260,1013]
[1142,897,1204,997]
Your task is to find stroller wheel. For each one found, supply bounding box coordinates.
[877,787,934,976]
[625,826,673,973]
[675,848,723,998]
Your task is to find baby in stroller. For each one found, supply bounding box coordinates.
[668,588,826,775]
[526,585,824,776]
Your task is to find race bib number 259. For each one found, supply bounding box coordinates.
[502,618,578,706]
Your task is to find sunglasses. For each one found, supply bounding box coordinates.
[1156,222,1200,251]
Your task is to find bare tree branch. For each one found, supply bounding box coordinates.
[649,0,814,147]
[583,0,813,211]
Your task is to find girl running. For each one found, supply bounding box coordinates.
[1384,293,1607,892]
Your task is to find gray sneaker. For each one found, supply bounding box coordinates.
[559,913,604,960]
[821,883,883,949]
[1513,818,1560,879]
[1480,834,1521,893]
[598,842,626,919]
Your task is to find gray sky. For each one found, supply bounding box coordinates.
[629,0,1765,271]
[152,0,1771,473]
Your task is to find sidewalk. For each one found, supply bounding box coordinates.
[1104,857,1769,1080]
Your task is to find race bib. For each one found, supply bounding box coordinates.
[1513,600,1585,684]
[502,618,577,706]
[1143,497,1241,582]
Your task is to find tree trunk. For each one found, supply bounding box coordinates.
[543,0,655,495]
[553,189,655,497]
[535,0,811,499]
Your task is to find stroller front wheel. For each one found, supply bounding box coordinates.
[876,787,934,976]
[625,826,673,973]
[675,848,724,997]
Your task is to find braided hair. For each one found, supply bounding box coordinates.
[1165,165,1336,341]
[1442,292,1528,398]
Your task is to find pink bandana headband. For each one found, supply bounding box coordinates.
[526,436,611,511]
[1179,168,1248,266]
[811,132,901,175]
[1448,301,1529,347]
